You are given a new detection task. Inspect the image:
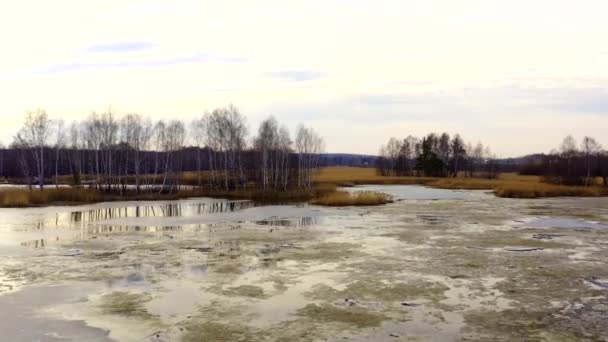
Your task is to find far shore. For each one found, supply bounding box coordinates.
[1,167,607,208]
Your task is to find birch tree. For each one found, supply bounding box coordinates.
[18,109,52,189]
[295,125,324,188]
[54,119,66,188]
[581,136,601,186]
[192,117,207,187]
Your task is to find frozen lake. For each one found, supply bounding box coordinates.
[1,186,607,341]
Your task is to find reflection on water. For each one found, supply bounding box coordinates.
[20,239,49,248]
[256,216,321,228]
[22,200,252,234]
[18,201,253,230]
[91,224,187,234]
[15,200,322,251]
[59,200,254,227]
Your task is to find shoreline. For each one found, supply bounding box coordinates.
[1,167,607,208]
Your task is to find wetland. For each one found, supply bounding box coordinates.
[1,185,607,341]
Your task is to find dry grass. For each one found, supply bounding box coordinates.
[0,188,104,207]
[0,184,337,208]
[312,190,393,206]
[493,183,608,198]
[2,167,606,207]
[315,167,608,199]
[315,167,434,186]
[191,184,336,203]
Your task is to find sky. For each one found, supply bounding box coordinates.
[0,0,607,157]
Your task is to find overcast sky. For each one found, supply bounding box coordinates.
[1,0,607,157]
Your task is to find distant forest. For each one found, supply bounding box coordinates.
[375,133,499,178]
[520,136,608,186]
[1,108,606,190]
[375,133,608,186]
[1,107,324,192]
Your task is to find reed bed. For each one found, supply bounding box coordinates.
[0,184,338,207]
[1,167,606,207]
[312,190,393,206]
[315,167,608,199]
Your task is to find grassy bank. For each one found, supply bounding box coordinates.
[315,167,608,199]
[312,190,393,206]
[0,185,336,208]
[2,167,606,207]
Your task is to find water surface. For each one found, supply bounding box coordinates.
[1,186,607,341]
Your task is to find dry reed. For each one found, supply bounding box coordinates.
[312,190,393,206]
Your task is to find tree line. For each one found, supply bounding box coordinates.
[520,135,607,186]
[3,106,324,192]
[375,133,498,178]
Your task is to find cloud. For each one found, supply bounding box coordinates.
[33,53,247,74]
[265,70,326,82]
[84,41,158,53]
[261,80,608,128]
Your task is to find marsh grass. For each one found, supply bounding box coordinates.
[0,184,337,207]
[2,167,606,207]
[311,190,393,206]
[492,182,608,198]
[0,188,104,207]
[315,167,608,199]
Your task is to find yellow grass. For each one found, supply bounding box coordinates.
[0,188,103,207]
[315,167,608,198]
[0,184,338,208]
[2,167,606,207]
[493,183,607,198]
[312,190,393,206]
[314,167,431,185]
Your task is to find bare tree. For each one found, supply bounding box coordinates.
[277,125,292,190]
[156,120,186,192]
[295,125,324,188]
[11,137,34,189]
[224,105,248,188]
[295,125,310,185]
[191,117,207,187]
[54,119,66,188]
[450,134,466,177]
[205,105,248,190]
[5,105,329,195]
[68,121,84,186]
[438,133,451,176]
[256,117,279,189]
[122,113,152,193]
[403,135,419,176]
[386,137,401,176]
[560,135,578,183]
[471,142,484,177]
[100,110,118,191]
[17,109,52,189]
[581,136,601,186]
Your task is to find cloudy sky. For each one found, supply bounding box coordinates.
[1,0,607,157]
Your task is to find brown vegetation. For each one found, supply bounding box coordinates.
[312,190,393,206]
[0,184,337,208]
[2,167,607,207]
[315,167,608,199]
[493,183,608,199]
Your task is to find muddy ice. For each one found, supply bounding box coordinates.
[1,187,608,341]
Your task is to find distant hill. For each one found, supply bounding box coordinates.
[496,154,545,165]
